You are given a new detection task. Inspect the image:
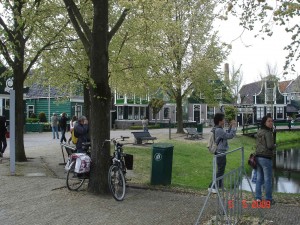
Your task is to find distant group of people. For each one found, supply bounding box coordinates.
[51,113,89,153]
[208,113,275,206]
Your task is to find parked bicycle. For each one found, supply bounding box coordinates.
[66,142,91,191]
[104,136,132,201]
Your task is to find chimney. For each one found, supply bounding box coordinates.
[224,63,229,85]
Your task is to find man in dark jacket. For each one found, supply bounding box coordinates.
[0,116,7,157]
[59,112,69,143]
[74,115,89,153]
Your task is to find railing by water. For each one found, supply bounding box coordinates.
[195,147,263,225]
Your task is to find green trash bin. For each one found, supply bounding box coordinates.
[197,123,203,133]
[151,143,174,185]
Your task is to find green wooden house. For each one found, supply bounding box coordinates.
[25,83,85,123]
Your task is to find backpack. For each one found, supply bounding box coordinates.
[207,130,222,154]
[71,130,78,144]
[207,131,217,154]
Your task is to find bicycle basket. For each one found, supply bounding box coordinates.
[124,154,133,170]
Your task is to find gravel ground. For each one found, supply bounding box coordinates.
[0,129,300,225]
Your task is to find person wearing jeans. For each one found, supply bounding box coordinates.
[51,113,59,139]
[255,115,276,205]
[208,113,237,193]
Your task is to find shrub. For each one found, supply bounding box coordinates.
[39,112,47,122]
[26,118,39,123]
[129,124,160,130]
[30,113,37,118]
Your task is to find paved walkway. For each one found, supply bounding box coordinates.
[0,129,300,225]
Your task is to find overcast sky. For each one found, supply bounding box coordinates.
[216,15,299,86]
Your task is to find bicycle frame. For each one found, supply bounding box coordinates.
[106,136,129,201]
[111,142,126,173]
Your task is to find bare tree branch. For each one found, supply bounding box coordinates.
[63,0,91,57]
[108,8,129,43]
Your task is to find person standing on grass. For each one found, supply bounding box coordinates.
[51,113,59,139]
[142,117,148,132]
[0,116,7,158]
[255,115,276,205]
[208,113,237,193]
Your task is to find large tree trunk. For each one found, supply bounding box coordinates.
[14,67,27,162]
[176,94,184,133]
[88,0,111,194]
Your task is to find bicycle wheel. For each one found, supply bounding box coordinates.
[108,164,126,201]
[66,161,85,191]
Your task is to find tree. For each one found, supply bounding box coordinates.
[148,98,165,124]
[224,105,237,122]
[130,0,227,133]
[62,0,128,194]
[223,0,300,75]
[229,63,243,104]
[0,1,68,161]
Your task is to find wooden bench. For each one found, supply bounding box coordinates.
[60,143,76,165]
[185,128,203,139]
[131,131,157,144]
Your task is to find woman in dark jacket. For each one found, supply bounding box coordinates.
[74,116,89,153]
[0,116,7,157]
[255,115,276,205]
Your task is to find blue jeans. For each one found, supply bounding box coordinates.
[209,155,226,188]
[255,157,273,201]
[251,169,257,183]
[60,128,67,143]
[52,126,59,139]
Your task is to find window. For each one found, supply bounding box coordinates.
[266,107,273,117]
[194,105,200,111]
[257,107,264,120]
[276,107,283,119]
[27,105,34,118]
[207,106,214,119]
[117,93,124,99]
[140,107,146,119]
[134,107,139,120]
[75,105,82,118]
[117,106,124,120]
[5,99,9,110]
[163,107,170,119]
[266,88,274,102]
[128,106,133,120]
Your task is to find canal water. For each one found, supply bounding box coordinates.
[241,147,300,193]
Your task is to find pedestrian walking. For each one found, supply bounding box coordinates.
[142,117,148,132]
[68,116,77,144]
[51,113,59,139]
[208,113,237,193]
[59,112,69,143]
[255,115,276,205]
[0,116,7,157]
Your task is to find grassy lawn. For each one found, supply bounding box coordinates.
[124,134,256,191]
[276,131,300,148]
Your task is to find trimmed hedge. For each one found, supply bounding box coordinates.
[26,118,39,123]
[130,124,160,130]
